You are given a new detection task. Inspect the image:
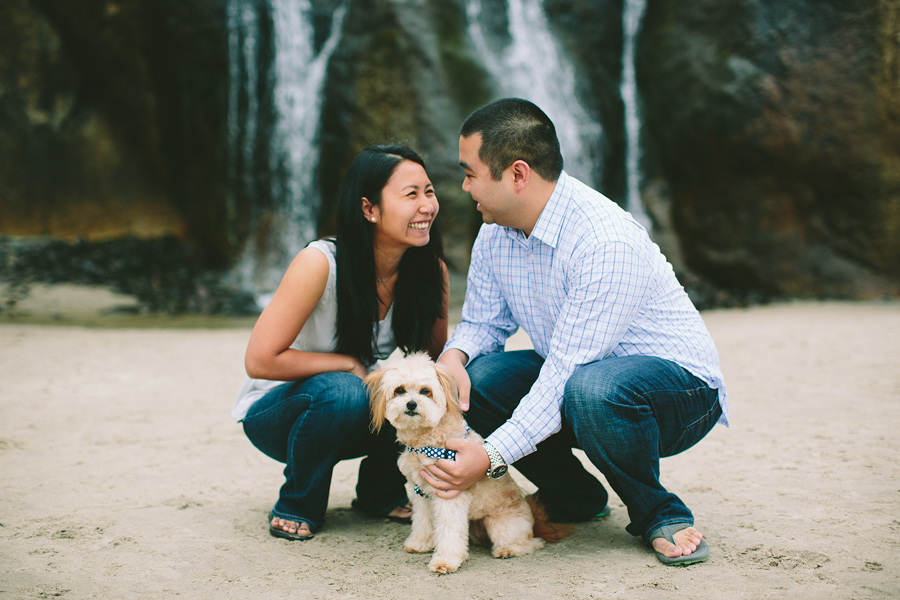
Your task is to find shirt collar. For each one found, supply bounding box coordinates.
[506,171,570,249]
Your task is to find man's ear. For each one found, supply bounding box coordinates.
[509,160,530,192]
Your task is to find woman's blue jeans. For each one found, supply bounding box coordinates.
[241,372,408,532]
[466,350,721,543]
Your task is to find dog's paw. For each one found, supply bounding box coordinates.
[492,538,544,559]
[428,556,462,574]
[404,535,434,554]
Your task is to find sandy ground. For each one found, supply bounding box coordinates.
[1,288,899,599]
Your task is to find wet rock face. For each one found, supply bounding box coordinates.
[316,0,491,258]
[1,0,898,309]
[638,0,900,298]
[0,0,231,265]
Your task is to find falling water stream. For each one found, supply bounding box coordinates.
[620,0,651,230]
[227,0,651,302]
[227,0,347,301]
[465,0,604,187]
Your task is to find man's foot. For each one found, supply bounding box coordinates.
[648,523,709,566]
[269,514,313,541]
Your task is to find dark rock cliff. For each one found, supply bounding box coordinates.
[1,0,897,312]
[638,0,900,299]
[0,0,233,266]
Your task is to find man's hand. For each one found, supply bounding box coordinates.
[438,349,471,411]
[420,437,489,499]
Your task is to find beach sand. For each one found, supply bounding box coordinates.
[1,289,898,599]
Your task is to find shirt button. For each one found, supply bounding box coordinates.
[528,254,534,260]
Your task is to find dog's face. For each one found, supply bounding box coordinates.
[365,352,460,433]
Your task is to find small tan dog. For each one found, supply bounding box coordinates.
[366,352,566,574]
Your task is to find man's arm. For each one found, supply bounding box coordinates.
[487,240,652,462]
[424,227,518,497]
[424,240,652,494]
[440,226,519,411]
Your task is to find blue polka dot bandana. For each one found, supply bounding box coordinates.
[406,425,470,462]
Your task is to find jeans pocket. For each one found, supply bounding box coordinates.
[661,396,721,457]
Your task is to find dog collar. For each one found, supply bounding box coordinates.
[406,424,471,461]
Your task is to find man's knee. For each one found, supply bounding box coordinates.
[467,350,543,391]
[465,351,543,433]
[564,364,631,414]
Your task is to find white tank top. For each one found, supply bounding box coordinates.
[232,239,396,421]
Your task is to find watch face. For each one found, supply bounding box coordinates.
[490,465,508,478]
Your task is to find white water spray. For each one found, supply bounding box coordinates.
[228,0,347,300]
[226,0,259,247]
[620,0,651,230]
[466,0,603,186]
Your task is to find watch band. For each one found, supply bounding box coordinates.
[482,441,508,479]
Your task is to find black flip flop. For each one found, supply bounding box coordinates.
[268,512,314,541]
[648,523,709,566]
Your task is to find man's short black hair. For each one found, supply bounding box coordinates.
[460,98,563,182]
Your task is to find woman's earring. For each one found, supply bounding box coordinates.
[370,218,376,222]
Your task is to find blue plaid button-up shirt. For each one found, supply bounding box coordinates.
[446,172,728,464]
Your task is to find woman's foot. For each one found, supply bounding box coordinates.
[269,514,313,541]
[351,499,413,523]
[386,502,412,521]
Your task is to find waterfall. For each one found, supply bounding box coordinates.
[620,0,651,230]
[227,0,347,303]
[226,0,259,249]
[465,0,603,186]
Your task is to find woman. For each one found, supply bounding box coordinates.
[232,145,449,540]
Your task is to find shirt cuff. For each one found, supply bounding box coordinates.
[442,338,484,367]
[485,421,535,465]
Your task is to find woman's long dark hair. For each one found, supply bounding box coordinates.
[332,145,446,364]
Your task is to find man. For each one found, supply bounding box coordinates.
[424,98,728,566]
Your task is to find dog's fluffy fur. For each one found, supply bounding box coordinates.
[366,352,564,574]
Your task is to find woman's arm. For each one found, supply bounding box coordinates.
[426,260,450,361]
[244,247,366,381]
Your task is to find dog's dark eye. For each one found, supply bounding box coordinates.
[420,387,431,396]
[394,386,406,395]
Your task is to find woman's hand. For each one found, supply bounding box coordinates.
[345,356,369,379]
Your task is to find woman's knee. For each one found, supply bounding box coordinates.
[299,372,371,428]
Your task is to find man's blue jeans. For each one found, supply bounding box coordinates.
[466,351,721,542]
[242,372,408,532]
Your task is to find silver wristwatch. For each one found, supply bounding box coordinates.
[482,441,508,479]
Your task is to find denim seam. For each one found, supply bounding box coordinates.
[244,393,312,422]
[270,507,317,531]
[644,517,695,545]
[662,391,719,457]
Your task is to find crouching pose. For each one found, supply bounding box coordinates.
[428,98,728,566]
[232,146,449,541]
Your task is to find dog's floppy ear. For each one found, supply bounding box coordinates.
[433,362,463,422]
[363,369,388,433]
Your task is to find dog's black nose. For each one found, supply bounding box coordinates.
[406,400,417,411]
